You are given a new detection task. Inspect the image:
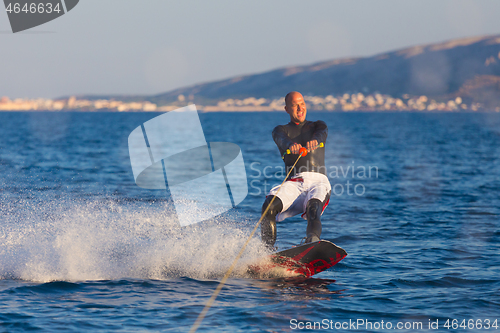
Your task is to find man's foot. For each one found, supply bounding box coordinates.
[305,235,320,243]
[262,242,278,252]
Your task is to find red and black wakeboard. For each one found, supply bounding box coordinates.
[248,240,347,278]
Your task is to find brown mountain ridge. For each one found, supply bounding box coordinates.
[149,35,500,107]
[74,35,500,109]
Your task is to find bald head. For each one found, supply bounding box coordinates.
[284,91,307,123]
[285,91,304,107]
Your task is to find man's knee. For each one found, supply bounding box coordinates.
[262,196,283,219]
[306,198,322,221]
[261,196,282,248]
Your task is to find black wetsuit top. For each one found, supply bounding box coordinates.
[272,120,328,178]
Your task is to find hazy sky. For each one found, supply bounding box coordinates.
[1,0,500,99]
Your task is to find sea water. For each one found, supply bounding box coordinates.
[0,111,499,332]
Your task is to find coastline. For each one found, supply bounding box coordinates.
[1,94,497,113]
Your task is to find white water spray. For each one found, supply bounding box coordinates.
[0,198,267,282]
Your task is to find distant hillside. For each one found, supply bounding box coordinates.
[73,35,500,109]
[447,75,500,108]
[147,35,500,106]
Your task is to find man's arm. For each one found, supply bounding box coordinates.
[311,121,328,145]
[272,125,297,153]
[306,121,328,152]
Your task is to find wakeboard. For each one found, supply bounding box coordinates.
[248,240,347,278]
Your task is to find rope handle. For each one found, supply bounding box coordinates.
[282,142,324,159]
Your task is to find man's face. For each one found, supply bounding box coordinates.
[285,93,307,123]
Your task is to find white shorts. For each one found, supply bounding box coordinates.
[268,172,331,222]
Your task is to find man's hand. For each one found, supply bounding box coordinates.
[306,140,319,152]
[289,143,303,154]
[289,140,319,154]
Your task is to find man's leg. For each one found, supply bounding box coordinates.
[305,198,322,243]
[303,173,331,243]
[260,195,283,249]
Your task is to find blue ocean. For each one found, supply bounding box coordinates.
[1,111,499,332]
